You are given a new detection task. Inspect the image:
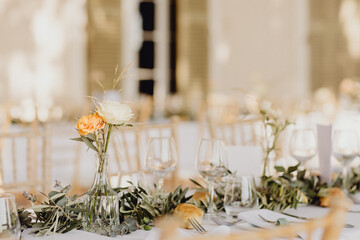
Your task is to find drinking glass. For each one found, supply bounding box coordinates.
[289,129,317,168]
[0,193,21,240]
[195,138,228,216]
[145,137,177,192]
[333,130,359,192]
[224,175,257,218]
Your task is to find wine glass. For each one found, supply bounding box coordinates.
[145,137,177,192]
[224,174,257,218]
[332,130,359,192]
[0,193,21,240]
[195,138,228,217]
[289,129,317,168]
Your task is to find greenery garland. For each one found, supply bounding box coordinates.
[18,166,360,237]
[19,182,191,237]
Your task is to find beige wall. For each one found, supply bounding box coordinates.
[208,0,310,108]
[0,0,87,121]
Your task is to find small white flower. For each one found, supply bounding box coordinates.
[97,100,134,125]
[260,101,272,113]
[272,109,283,119]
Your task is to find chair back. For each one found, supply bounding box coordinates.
[211,117,262,146]
[111,118,179,188]
[0,127,52,194]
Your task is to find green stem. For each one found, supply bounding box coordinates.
[104,125,113,153]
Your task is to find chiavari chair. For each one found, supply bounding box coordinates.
[50,121,84,193]
[0,126,52,206]
[111,117,179,189]
[211,116,262,146]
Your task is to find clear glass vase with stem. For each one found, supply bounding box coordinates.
[332,130,359,194]
[195,138,228,218]
[83,152,120,236]
[145,137,177,193]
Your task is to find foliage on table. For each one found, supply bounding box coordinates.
[19,183,84,236]
[259,101,293,176]
[258,164,329,211]
[191,165,331,213]
[189,179,226,213]
[333,167,360,194]
[18,182,192,237]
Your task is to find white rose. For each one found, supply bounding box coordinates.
[97,100,134,125]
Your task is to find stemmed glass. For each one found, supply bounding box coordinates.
[289,129,317,169]
[195,138,228,217]
[0,193,21,239]
[145,137,177,192]
[224,174,257,218]
[332,130,359,193]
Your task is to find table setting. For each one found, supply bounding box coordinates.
[0,86,360,240]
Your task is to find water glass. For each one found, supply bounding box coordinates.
[224,175,257,218]
[333,130,359,192]
[145,137,177,191]
[195,138,228,216]
[0,193,21,240]
[289,129,317,167]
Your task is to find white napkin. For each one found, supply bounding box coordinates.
[238,209,304,228]
[238,209,306,239]
[317,124,332,185]
[144,225,231,240]
[225,145,263,177]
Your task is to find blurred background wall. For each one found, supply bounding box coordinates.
[1,0,360,122]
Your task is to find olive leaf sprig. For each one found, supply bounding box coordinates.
[21,183,85,236]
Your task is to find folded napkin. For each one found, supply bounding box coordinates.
[238,209,304,229]
[144,225,231,240]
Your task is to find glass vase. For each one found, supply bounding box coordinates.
[83,153,120,236]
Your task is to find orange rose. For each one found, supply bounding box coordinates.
[76,112,105,136]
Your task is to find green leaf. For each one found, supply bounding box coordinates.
[69,137,83,142]
[274,166,285,172]
[81,136,98,152]
[48,191,60,198]
[288,164,299,174]
[32,205,49,211]
[86,133,96,141]
[56,198,68,207]
[50,192,66,201]
[189,179,205,188]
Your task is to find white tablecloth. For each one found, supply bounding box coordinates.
[22,205,360,240]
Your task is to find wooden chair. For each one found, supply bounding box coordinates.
[50,121,84,194]
[158,198,350,240]
[111,118,179,189]
[0,126,52,206]
[211,116,263,146]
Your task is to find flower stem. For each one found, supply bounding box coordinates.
[104,125,113,153]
